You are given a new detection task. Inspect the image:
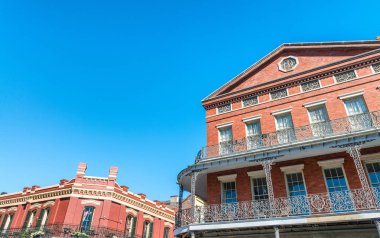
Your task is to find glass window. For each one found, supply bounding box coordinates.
[142,221,153,238]
[308,106,331,136]
[275,113,295,144]
[286,173,307,197]
[373,62,380,73]
[219,127,233,155]
[252,177,268,201]
[246,121,262,149]
[80,206,95,232]
[301,80,320,92]
[217,104,231,114]
[324,168,348,192]
[1,214,14,233]
[221,181,237,204]
[163,227,170,238]
[36,208,50,230]
[126,215,137,238]
[242,96,258,107]
[270,88,288,100]
[334,70,357,83]
[366,162,380,189]
[344,96,371,130]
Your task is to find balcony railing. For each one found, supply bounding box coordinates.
[197,111,380,161]
[0,224,134,238]
[176,188,380,227]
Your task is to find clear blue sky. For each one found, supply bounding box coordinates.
[0,0,379,200]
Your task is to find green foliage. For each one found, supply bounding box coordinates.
[71,231,90,237]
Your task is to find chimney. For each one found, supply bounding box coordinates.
[138,193,146,200]
[108,166,118,181]
[76,162,87,178]
[60,179,68,185]
[121,185,129,192]
[31,185,40,191]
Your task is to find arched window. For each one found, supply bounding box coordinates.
[80,206,95,233]
[22,210,37,230]
[142,220,153,238]
[163,227,170,238]
[125,215,137,238]
[0,213,14,234]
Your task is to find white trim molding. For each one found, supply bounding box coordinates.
[81,199,101,206]
[30,203,42,210]
[43,201,55,208]
[242,115,262,123]
[164,221,173,228]
[7,207,17,212]
[247,170,265,178]
[280,164,304,174]
[303,99,327,108]
[216,122,233,129]
[317,158,345,168]
[217,174,237,182]
[143,214,154,222]
[0,209,5,213]
[271,107,292,116]
[338,90,364,100]
[361,153,380,164]
[126,208,138,216]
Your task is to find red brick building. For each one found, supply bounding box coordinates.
[0,163,175,238]
[175,40,380,238]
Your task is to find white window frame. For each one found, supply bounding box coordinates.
[270,88,289,101]
[299,79,321,93]
[318,158,351,192]
[247,171,267,201]
[333,70,358,84]
[218,174,237,203]
[244,117,262,138]
[280,165,308,197]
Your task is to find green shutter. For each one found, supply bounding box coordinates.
[163,227,169,238]
[0,214,8,231]
[8,214,14,229]
[148,223,153,238]
[130,217,136,237]
[35,209,44,229]
[22,211,32,229]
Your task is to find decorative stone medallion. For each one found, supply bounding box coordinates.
[278,56,299,72]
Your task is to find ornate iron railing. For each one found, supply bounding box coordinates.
[176,188,380,227]
[196,111,380,162]
[0,224,136,238]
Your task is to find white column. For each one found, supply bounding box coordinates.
[191,232,196,238]
[274,226,280,238]
[375,219,380,238]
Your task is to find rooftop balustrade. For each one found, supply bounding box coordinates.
[196,111,380,162]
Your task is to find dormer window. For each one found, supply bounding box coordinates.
[278,56,299,72]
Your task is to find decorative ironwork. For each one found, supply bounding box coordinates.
[270,88,288,100]
[278,56,298,72]
[301,80,320,92]
[176,185,184,227]
[242,96,258,107]
[334,70,357,83]
[197,110,380,161]
[373,63,380,73]
[191,172,199,221]
[217,104,231,114]
[178,187,380,225]
[258,158,275,209]
[345,145,370,190]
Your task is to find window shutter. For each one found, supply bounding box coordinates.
[35,209,44,229]
[22,211,32,229]
[148,223,153,238]
[0,214,8,231]
[130,217,136,237]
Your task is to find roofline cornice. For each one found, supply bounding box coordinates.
[202,48,380,109]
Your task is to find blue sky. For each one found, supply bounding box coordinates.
[0,0,379,200]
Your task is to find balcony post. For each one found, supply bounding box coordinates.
[345,144,370,190]
[259,157,275,210]
[191,172,199,223]
[375,219,380,237]
[177,184,184,227]
[274,226,280,238]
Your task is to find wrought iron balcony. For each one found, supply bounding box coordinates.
[176,187,380,227]
[196,111,380,162]
[0,224,133,238]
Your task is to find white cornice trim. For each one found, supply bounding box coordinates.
[216,122,233,129]
[338,90,364,100]
[217,174,237,182]
[7,207,17,212]
[280,164,304,174]
[317,158,345,168]
[362,153,380,164]
[30,203,42,210]
[81,199,101,206]
[0,209,5,213]
[143,214,154,222]
[164,221,173,228]
[242,115,262,123]
[43,201,55,207]
[271,107,292,116]
[303,99,327,108]
[247,170,265,178]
